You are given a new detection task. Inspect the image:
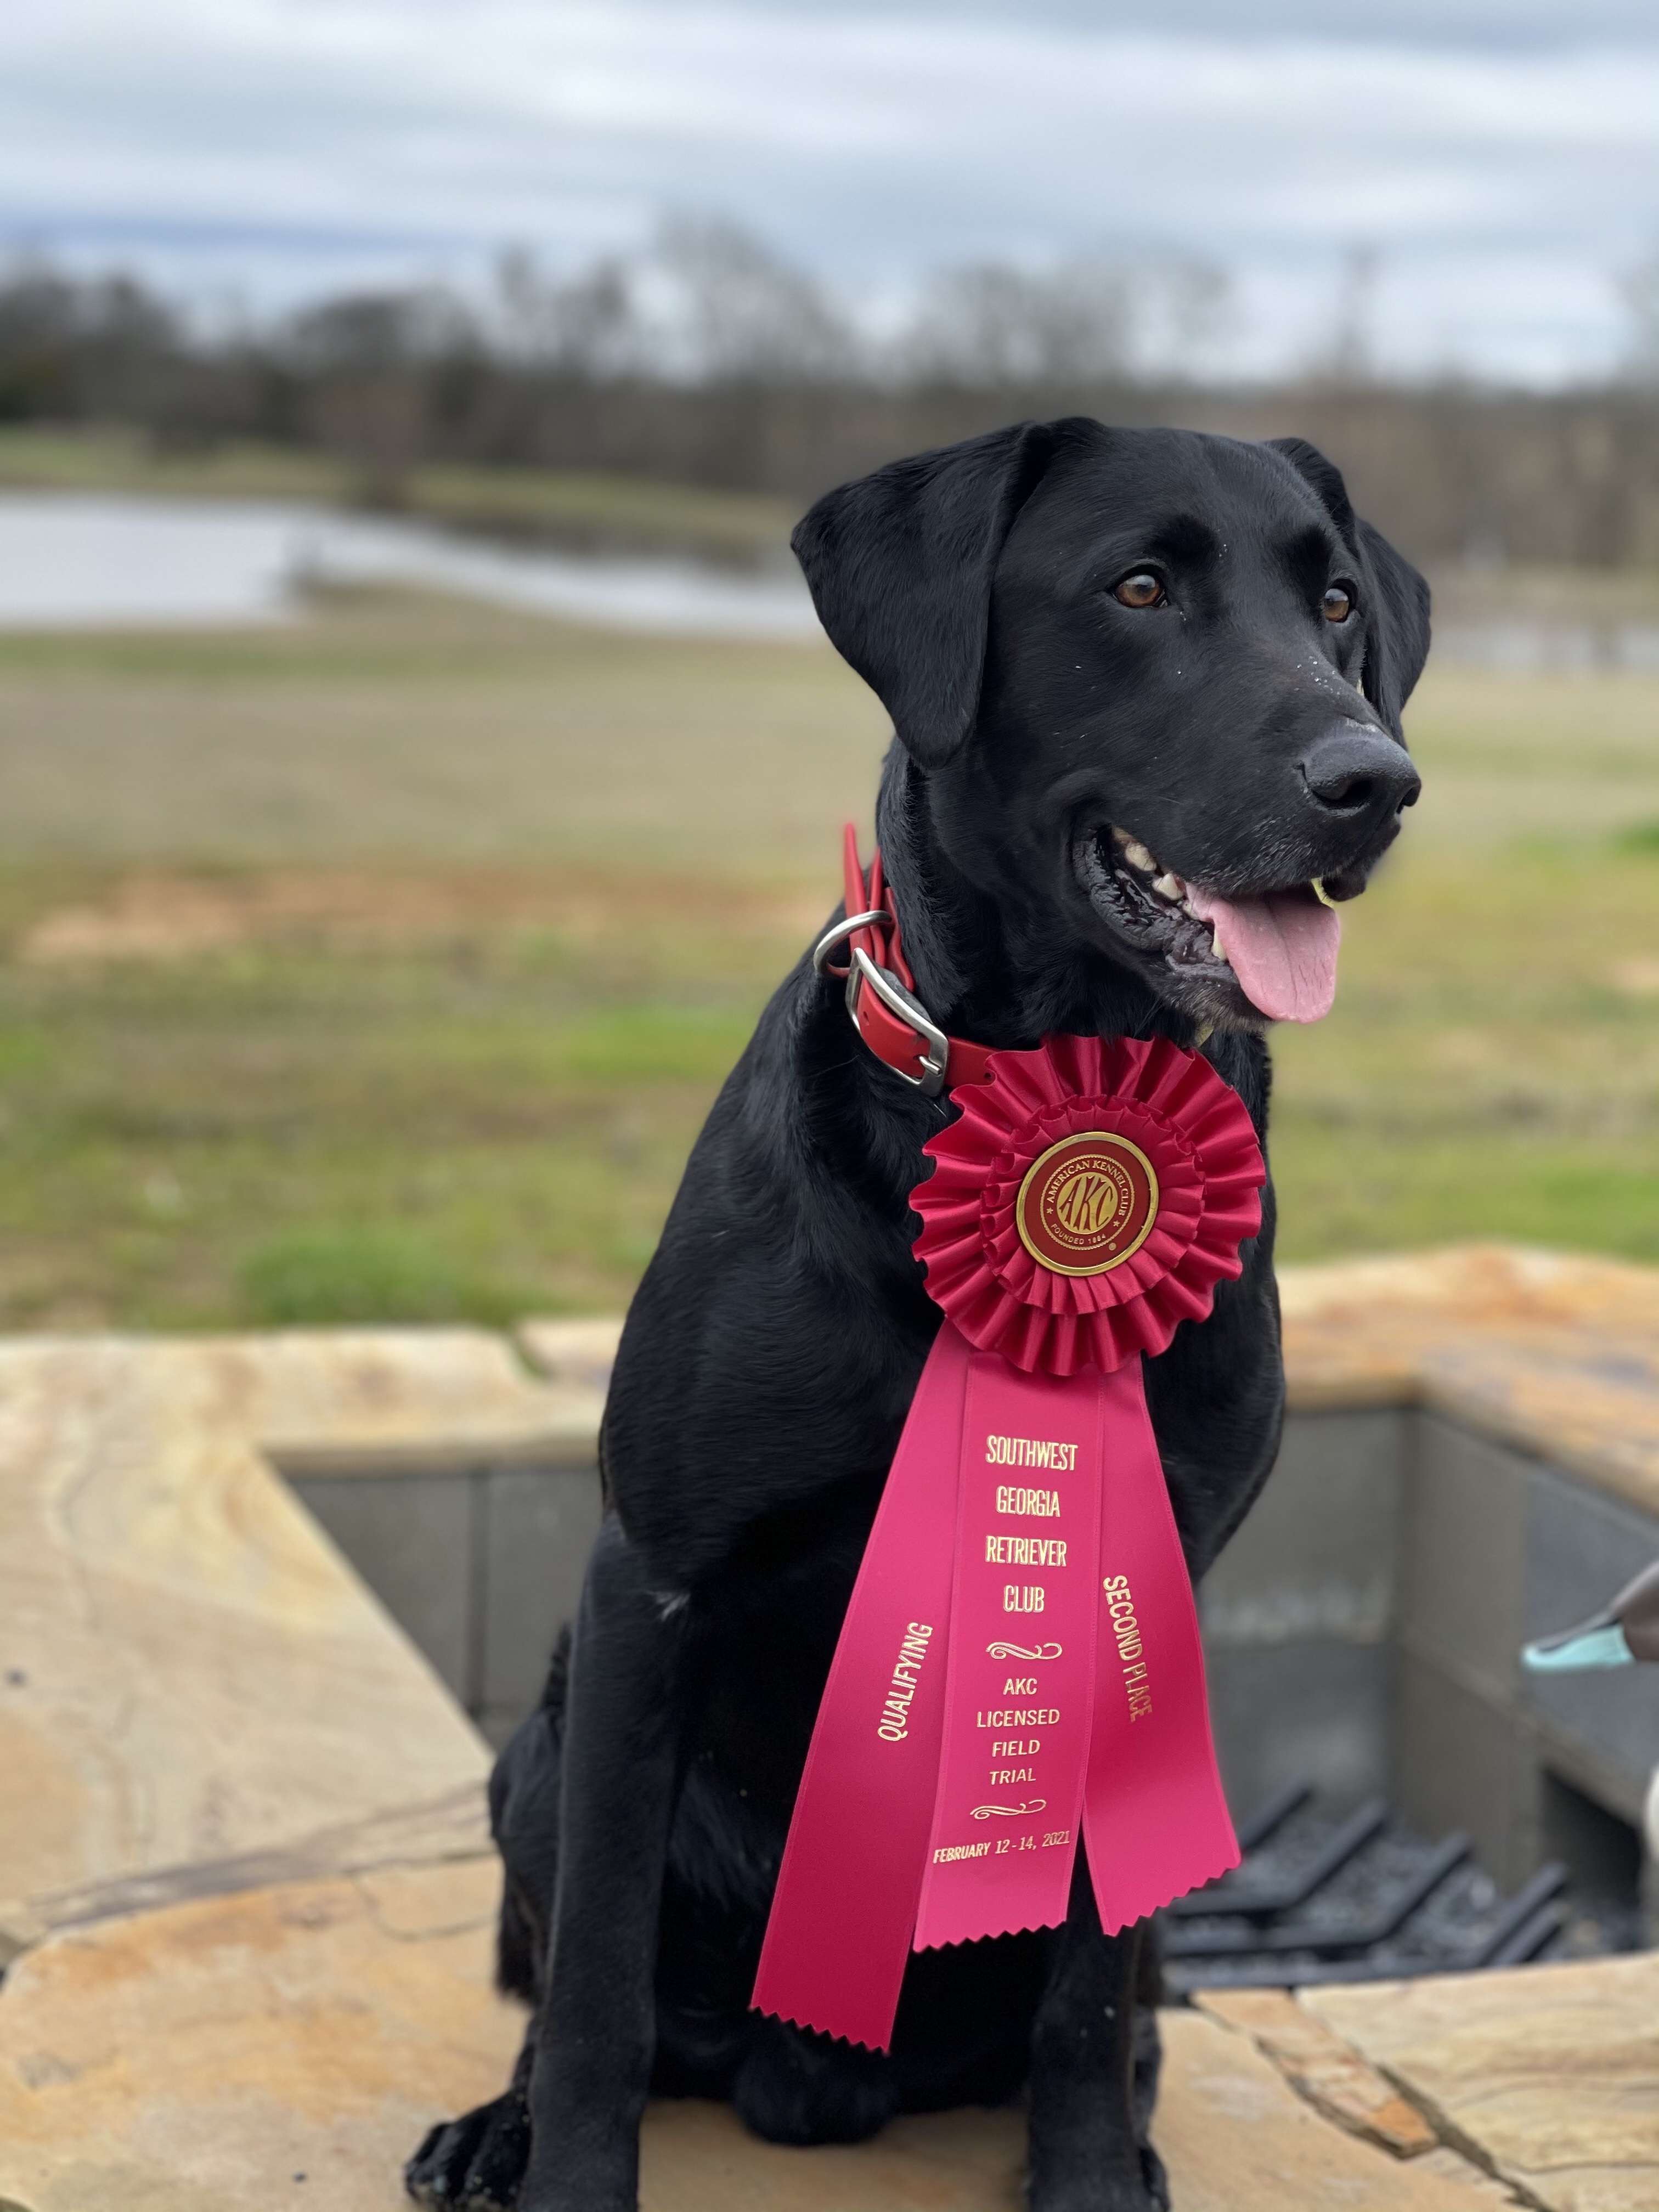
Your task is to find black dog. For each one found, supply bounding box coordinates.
[407,419,1427,2212]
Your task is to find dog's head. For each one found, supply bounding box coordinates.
[795,419,1428,1031]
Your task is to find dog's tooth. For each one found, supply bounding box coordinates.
[1124,839,1156,873]
[1180,898,1198,919]
[1211,929,1229,964]
[1153,872,1182,901]
[1109,826,1133,849]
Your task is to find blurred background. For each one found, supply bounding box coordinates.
[1,0,1657,1331]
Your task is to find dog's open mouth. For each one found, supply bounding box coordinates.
[1074,826,1342,1024]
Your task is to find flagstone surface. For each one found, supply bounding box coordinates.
[0,1859,517,2212]
[0,1855,1504,2212]
[1193,1986,1438,2156]
[0,1333,520,1946]
[1278,1244,1659,1517]
[515,1314,625,1395]
[1306,1955,1659,2212]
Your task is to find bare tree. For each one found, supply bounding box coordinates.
[285,285,477,502]
[495,249,640,377]
[286,285,475,375]
[650,216,855,383]
[1,245,1654,565]
[1318,244,1383,387]
[1154,258,1232,381]
[900,256,1138,388]
[0,258,183,421]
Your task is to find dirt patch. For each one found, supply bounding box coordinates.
[1609,956,1659,997]
[15,868,828,966]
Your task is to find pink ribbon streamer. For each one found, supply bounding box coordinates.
[754,1325,1238,2050]
[753,1037,1259,2051]
[912,1350,1102,1952]
[1084,1358,1238,1936]
[751,1325,966,2052]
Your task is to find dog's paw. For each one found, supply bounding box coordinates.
[732,2014,899,2147]
[405,2081,531,2210]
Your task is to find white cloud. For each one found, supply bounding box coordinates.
[0,1,1654,381]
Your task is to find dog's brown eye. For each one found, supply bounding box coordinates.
[1113,571,1165,609]
[1323,583,1355,623]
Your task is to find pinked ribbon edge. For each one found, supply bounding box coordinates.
[752,1036,1263,2050]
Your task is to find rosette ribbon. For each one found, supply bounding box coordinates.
[752,1034,1266,2051]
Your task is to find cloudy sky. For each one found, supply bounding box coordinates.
[1,0,1655,383]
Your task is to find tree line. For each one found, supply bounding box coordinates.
[2,227,1655,568]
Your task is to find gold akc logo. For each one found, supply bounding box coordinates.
[1014,1131,1160,1278]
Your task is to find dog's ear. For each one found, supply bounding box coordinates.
[1267,436,1431,737]
[792,421,1058,769]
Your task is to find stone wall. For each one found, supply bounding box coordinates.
[1203,1406,1659,1898]
[264,1252,1659,1922]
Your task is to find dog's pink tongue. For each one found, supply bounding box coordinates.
[1184,884,1341,1023]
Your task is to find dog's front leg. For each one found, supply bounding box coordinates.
[1026,1865,1162,2212]
[518,1514,687,2212]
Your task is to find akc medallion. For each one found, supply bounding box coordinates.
[1015,1131,1159,1277]
[752,1033,1267,2053]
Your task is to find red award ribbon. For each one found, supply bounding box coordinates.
[752,1034,1265,2051]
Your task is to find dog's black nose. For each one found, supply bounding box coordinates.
[1299,722,1421,819]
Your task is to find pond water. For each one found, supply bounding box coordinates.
[1430,620,1659,673]
[0,491,823,640]
[1,490,1656,669]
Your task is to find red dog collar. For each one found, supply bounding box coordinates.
[811,827,994,1098]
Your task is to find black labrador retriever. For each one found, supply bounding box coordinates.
[407,419,1427,2212]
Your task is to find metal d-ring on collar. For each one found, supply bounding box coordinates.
[810,910,891,975]
[811,911,952,1098]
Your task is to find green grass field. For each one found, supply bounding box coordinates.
[1,582,1657,1329]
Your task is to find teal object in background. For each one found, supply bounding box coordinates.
[1523,1560,1659,1673]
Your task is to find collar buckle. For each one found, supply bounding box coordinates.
[845,947,950,1097]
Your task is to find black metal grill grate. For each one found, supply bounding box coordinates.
[1161,1780,1570,1996]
